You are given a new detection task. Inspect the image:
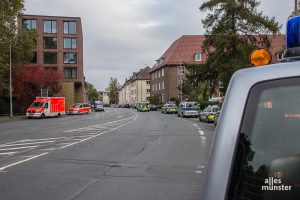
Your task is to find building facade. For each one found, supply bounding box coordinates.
[18,15,86,108]
[119,67,151,105]
[150,35,286,104]
[99,91,110,104]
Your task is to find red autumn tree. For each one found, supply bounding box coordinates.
[12,65,63,112]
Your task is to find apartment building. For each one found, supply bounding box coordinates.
[150,35,286,104]
[18,15,86,108]
[119,67,151,105]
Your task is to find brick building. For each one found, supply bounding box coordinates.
[18,15,86,108]
[150,35,286,104]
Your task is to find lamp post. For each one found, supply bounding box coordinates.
[296,0,298,16]
[9,42,13,117]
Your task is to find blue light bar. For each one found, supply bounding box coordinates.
[286,16,300,48]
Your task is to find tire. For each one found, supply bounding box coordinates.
[40,113,45,119]
[57,113,61,118]
[199,116,202,121]
[28,117,32,119]
[77,111,80,115]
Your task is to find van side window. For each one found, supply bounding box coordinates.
[44,103,48,109]
[227,78,300,200]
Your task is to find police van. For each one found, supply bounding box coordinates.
[201,16,300,199]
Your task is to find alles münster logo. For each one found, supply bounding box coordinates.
[262,172,292,191]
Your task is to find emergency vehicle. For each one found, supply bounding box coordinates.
[26,97,65,119]
[201,16,300,199]
[137,101,150,112]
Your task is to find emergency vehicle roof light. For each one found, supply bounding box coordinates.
[249,48,272,67]
[286,16,300,48]
[282,16,300,61]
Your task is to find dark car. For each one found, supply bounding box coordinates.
[94,103,104,111]
[150,104,157,111]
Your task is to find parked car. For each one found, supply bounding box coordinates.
[161,103,177,114]
[137,101,150,112]
[177,101,199,117]
[124,104,130,108]
[199,105,219,122]
[213,111,220,126]
[150,104,158,111]
[94,103,104,111]
[68,103,91,114]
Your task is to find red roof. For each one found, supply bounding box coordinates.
[151,35,286,72]
[151,35,206,72]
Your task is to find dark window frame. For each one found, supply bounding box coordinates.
[43,52,57,64]
[64,21,77,34]
[44,20,57,34]
[64,53,77,64]
[23,19,37,30]
[64,67,77,79]
[63,38,77,49]
[43,37,57,49]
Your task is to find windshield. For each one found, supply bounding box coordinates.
[30,102,44,108]
[70,104,80,108]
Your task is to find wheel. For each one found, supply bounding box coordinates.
[199,116,202,121]
[40,113,45,119]
[57,113,61,118]
[77,111,80,115]
[28,117,32,119]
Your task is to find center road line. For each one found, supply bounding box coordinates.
[0,152,49,171]
[0,152,16,155]
[3,137,70,145]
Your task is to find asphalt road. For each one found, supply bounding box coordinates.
[0,108,215,200]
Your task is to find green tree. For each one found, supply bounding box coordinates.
[0,0,36,90]
[199,0,281,93]
[85,82,99,103]
[106,77,120,104]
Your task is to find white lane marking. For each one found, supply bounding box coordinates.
[0,145,39,151]
[59,115,138,150]
[193,124,198,127]
[41,148,57,151]
[200,136,206,144]
[0,152,17,155]
[0,140,55,148]
[3,137,70,145]
[0,152,49,171]
[64,116,136,133]
[195,171,202,174]
[199,130,205,136]
[117,115,123,118]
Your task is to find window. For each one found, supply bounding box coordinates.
[158,70,161,78]
[43,37,57,49]
[227,77,300,200]
[152,84,154,91]
[64,68,77,79]
[64,21,77,34]
[162,81,164,90]
[147,89,150,93]
[179,65,185,74]
[44,52,57,64]
[162,68,164,76]
[159,82,161,90]
[44,20,57,33]
[64,38,77,49]
[195,53,202,61]
[64,53,77,64]
[23,19,36,30]
[31,52,37,64]
[146,81,150,85]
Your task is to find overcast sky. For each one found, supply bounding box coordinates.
[24,0,294,90]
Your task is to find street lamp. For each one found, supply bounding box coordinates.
[9,42,13,117]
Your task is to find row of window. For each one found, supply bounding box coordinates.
[44,67,77,79]
[44,37,77,49]
[23,19,77,34]
[31,52,78,64]
[152,82,165,91]
[151,68,165,80]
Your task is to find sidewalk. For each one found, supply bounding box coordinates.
[0,115,26,122]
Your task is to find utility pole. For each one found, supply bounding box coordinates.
[9,43,13,118]
[296,0,298,16]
